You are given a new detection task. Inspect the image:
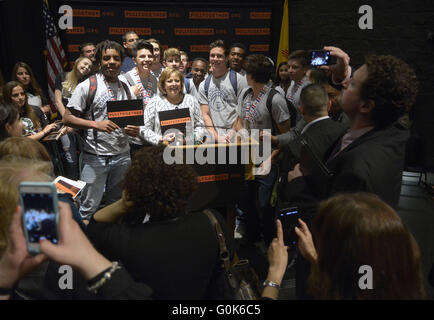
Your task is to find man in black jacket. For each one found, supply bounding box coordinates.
[286,53,418,215]
[285,51,418,299]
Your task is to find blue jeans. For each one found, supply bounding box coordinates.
[79,151,131,219]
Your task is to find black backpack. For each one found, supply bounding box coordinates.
[242,87,300,135]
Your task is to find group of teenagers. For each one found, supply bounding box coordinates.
[0,29,432,300]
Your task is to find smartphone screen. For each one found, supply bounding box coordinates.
[310,50,330,66]
[21,186,59,252]
[278,207,299,246]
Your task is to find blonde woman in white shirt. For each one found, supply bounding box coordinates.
[141,68,207,145]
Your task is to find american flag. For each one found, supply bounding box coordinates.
[42,0,67,113]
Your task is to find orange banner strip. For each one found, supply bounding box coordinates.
[197,174,229,183]
[108,110,143,118]
[160,117,191,126]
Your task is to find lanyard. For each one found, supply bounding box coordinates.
[103,77,121,101]
[244,84,270,122]
[134,70,154,105]
[287,78,305,104]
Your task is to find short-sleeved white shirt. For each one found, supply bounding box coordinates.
[66,72,133,155]
[237,86,290,130]
[197,70,248,136]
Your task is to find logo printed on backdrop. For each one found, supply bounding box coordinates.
[174,28,215,36]
[189,12,229,19]
[61,5,272,64]
[190,45,210,52]
[235,28,270,36]
[249,12,271,19]
[250,44,270,52]
[124,10,167,19]
[109,27,151,35]
[68,44,80,52]
[66,26,85,34]
[72,9,100,17]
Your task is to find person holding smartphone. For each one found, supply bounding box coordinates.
[294,193,425,299]
[0,202,153,300]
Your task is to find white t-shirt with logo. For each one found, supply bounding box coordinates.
[237,86,290,130]
[197,70,248,136]
[67,73,133,155]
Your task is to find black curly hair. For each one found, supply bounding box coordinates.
[122,145,198,224]
[95,40,125,64]
[361,55,418,128]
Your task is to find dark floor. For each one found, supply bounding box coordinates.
[235,171,434,300]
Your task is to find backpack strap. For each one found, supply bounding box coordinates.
[85,75,97,113]
[229,69,237,96]
[266,88,299,134]
[204,75,212,99]
[205,70,238,99]
[202,210,234,284]
[265,88,279,135]
[123,72,136,87]
[119,80,132,100]
[242,87,253,102]
[185,77,191,93]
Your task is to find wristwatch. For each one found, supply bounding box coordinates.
[262,279,280,289]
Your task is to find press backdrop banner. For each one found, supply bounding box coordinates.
[58,2,272,68]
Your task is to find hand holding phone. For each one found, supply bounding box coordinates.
[321,46,351,82]
[19,182,60,254]
[0,206,46,291]
[309,50,331,66]
[294,218,318,263]
[277,206,300,246]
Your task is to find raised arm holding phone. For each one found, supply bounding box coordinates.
[0,202,152,300]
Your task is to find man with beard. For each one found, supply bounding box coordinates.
[284,47,418,299]
[121,31,139,73]
[63,40,139,220]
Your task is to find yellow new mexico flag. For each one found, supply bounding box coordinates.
[276,0,289,75]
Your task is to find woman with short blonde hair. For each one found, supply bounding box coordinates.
[141,67,206,145]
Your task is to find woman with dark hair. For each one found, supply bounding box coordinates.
[2,81,58,140]
[274,61,290,96]
[0,103,22,141]
[268,192,425,300]
[12,62,45,108]
[86,145,234,299]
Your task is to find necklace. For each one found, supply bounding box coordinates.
[103,77,121,101]
[287,78,305,104]
[244,84,270,122]
[134,69,154,105]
